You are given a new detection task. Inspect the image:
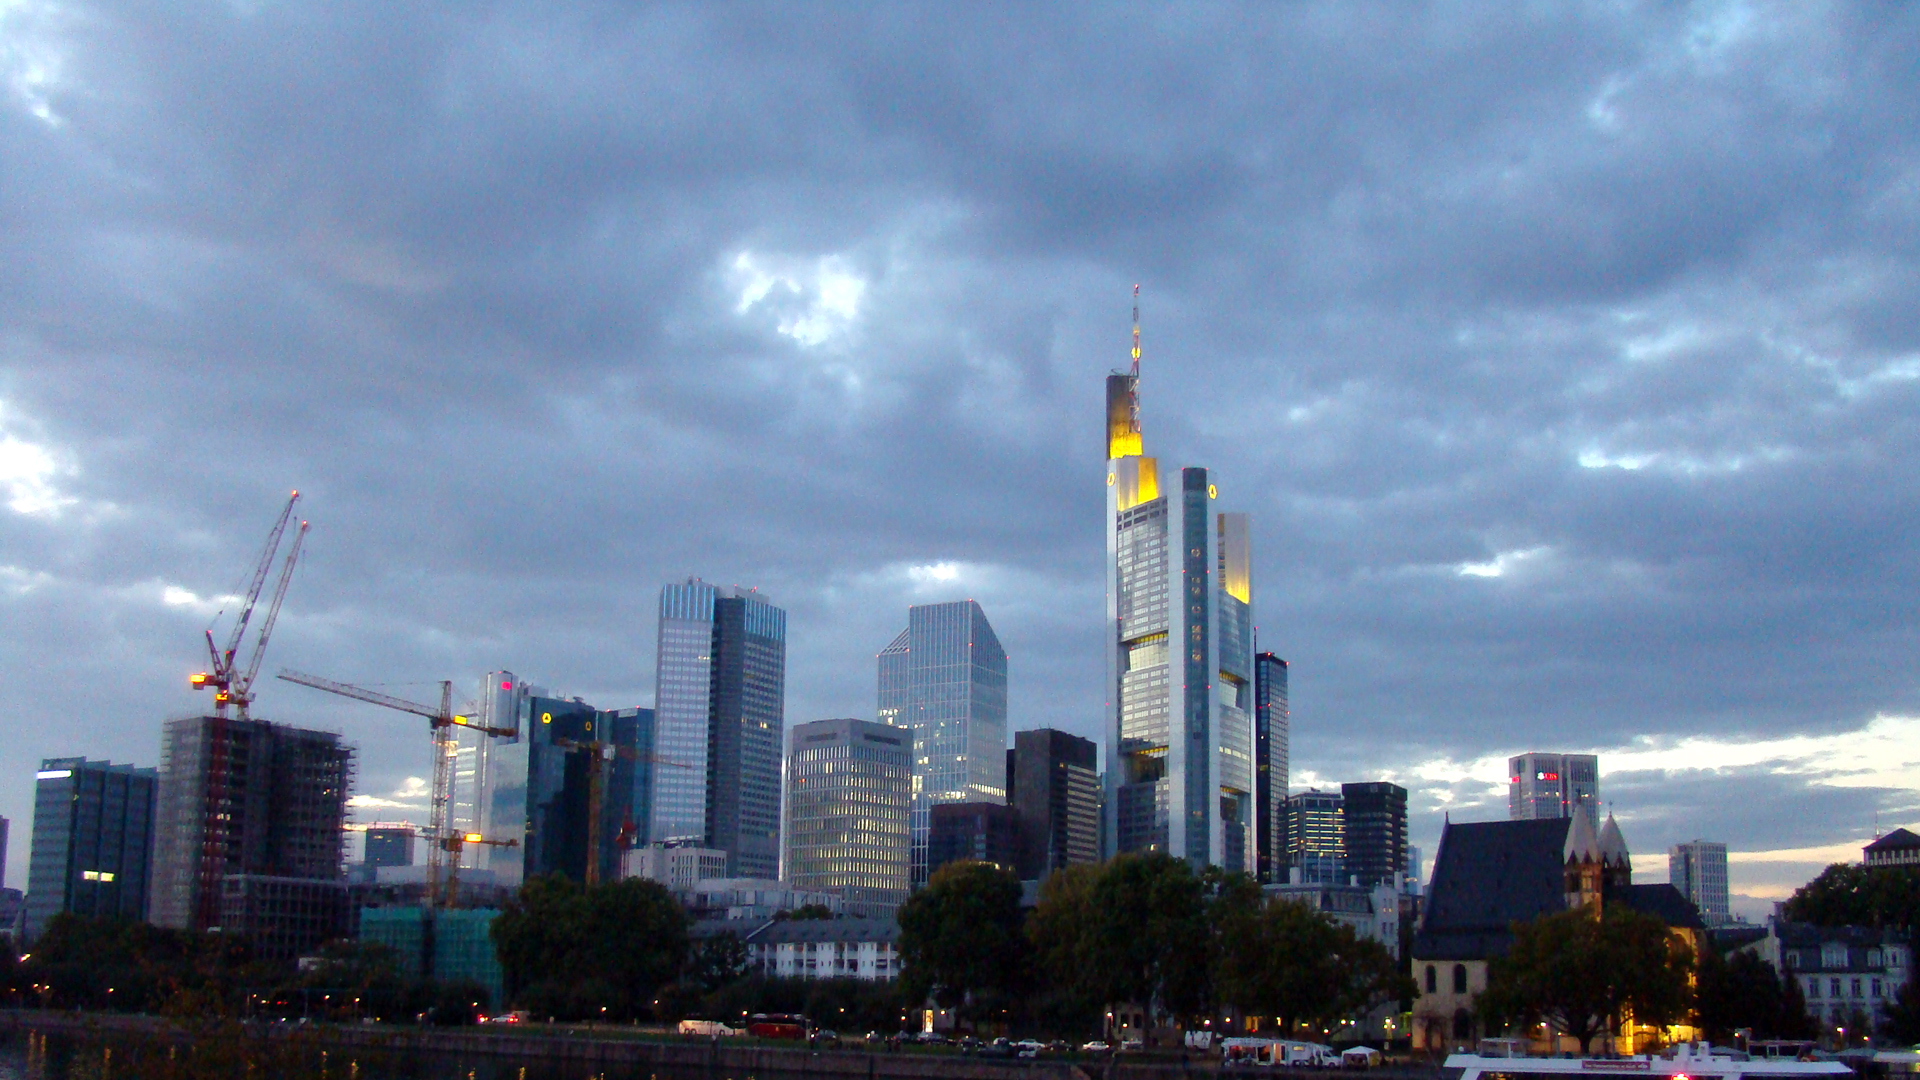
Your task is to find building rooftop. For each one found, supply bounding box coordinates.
[1863,827,1920,853]
[1415,818,1571,960]
[744,917,899,946]
[1612,883,1705,930]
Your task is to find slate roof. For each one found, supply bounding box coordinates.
[1864,827,1920,853]
[1613,883,1705,930]
[1413,818,1572,961]
[744,916,900,946]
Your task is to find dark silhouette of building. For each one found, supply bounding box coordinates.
[1007,728,1099,880]
[363,825,416,869]
[926,802,1020,876]
[25,758,157,941]
[150,717,353,962]
[1254,652,1289,882]
[1341,781,1408,888]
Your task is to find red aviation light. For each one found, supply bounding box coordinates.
[501,681,512,690]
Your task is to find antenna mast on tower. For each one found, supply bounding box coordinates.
[1128,284,1142,438]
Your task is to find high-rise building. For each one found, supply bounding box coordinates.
[1669,839,1731,926]
[876,600,1008,887]
[1282,789,1345,884]
[1508,752,1600,830]
[1,815,8,889]
[363,824,416,869]
[1104,296,1256,871]
[1008,728,1099,880]
[927,802,1021,876]
[24,758,157,941]
[784,718,913,917]
[1254,652,1289,882]
[1341,781,1408,888]
[655,579,786,878]
[149,717,352,958]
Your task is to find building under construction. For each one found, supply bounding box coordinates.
[149,715,354,963]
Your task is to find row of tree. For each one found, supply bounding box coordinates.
[898,854,1411,1034]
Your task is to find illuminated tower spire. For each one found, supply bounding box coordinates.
[1107,286,1144,459]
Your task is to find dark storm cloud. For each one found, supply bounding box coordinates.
[2,1,1917,887]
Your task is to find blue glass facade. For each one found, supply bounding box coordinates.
[876,600,1008,888]
[24,758,157,941]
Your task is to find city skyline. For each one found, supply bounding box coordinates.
[4,6,1919,918]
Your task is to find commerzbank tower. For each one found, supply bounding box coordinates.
[1104,287,1257,873]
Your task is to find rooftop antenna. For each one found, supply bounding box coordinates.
[1130,283,1141,379]
[1128,284,1143,440]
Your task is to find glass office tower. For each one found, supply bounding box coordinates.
[784,717,913,916]
[1254,652,1290,882]
[653,579,787,879]
[1281,788,1345,884]
[1104,306,1256,871]
[1669,839,1731,926]
[25,758,157,941]
[1508,752,1601,830]
[877,600,1008,887]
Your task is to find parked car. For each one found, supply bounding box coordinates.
[1082,1040,1111,1053]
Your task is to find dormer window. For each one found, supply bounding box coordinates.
[1868,949,1882,966]
[1785,950,1799,969]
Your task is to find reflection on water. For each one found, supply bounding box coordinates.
[0,1028,715,1080]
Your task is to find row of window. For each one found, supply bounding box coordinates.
[1806,975,1884,1000]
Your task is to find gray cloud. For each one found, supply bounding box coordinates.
[2,1,1917,891]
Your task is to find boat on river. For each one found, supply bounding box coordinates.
[1446,1040,1853,1080]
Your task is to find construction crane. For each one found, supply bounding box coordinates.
[190,491,308,721]
[343,822,517,909]
[276,669,517,906]
[551,736,689,886]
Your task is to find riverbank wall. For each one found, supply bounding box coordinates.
[0,1009,1445,1080]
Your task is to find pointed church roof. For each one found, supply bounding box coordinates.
[1564,808,1601,863]
[1598,812,1631,868]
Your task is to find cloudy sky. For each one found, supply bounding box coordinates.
[4,2,1917,915]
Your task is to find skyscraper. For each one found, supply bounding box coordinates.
[784,718,913,916]
[877,600,1008,887]
[1254,652,1289,882]
[149,717,352,957]
[24,758,157,941]
[1281,789,1345,884]
[1508,752,1600,830]
[1340,781,1408,888]
[654,579,787,878]
[363,825,416,869]
[1104,292,1256,871]
[1669,839,1730,926]
[1008,728,1100,880]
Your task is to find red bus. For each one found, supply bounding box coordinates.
[746,1014,808,1040]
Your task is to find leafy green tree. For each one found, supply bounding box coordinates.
[1479,906,1693,1053]
[1882,975,1920,1045]
[491,874,689,1020]
[897,860,1026,1018]
[686,930,750,994]
[1696,947,1809,1042]
[775,904,836,920]
[1212,893,1409,1035]
[1027,853,1208,1029]
[1784,864,1920,931]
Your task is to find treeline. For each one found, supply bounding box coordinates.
[0,914,486,1024]
[898,854,1410,1036]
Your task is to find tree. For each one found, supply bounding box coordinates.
[896,860,1026,1018]
[1212,893,1409,1035]
[685,931,750,994]
[1480,906,1693,1053]
[1026,853,1208,1030]
[491,874,688,1020]
[775,904,836,920]
[1784,864,1920,931]
[1696,947,1809,1042]
[1882,974,1920,1045]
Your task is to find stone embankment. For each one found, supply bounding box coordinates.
[0,1009,1444,1080]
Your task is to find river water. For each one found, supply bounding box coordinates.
[0,1028,703,1080]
